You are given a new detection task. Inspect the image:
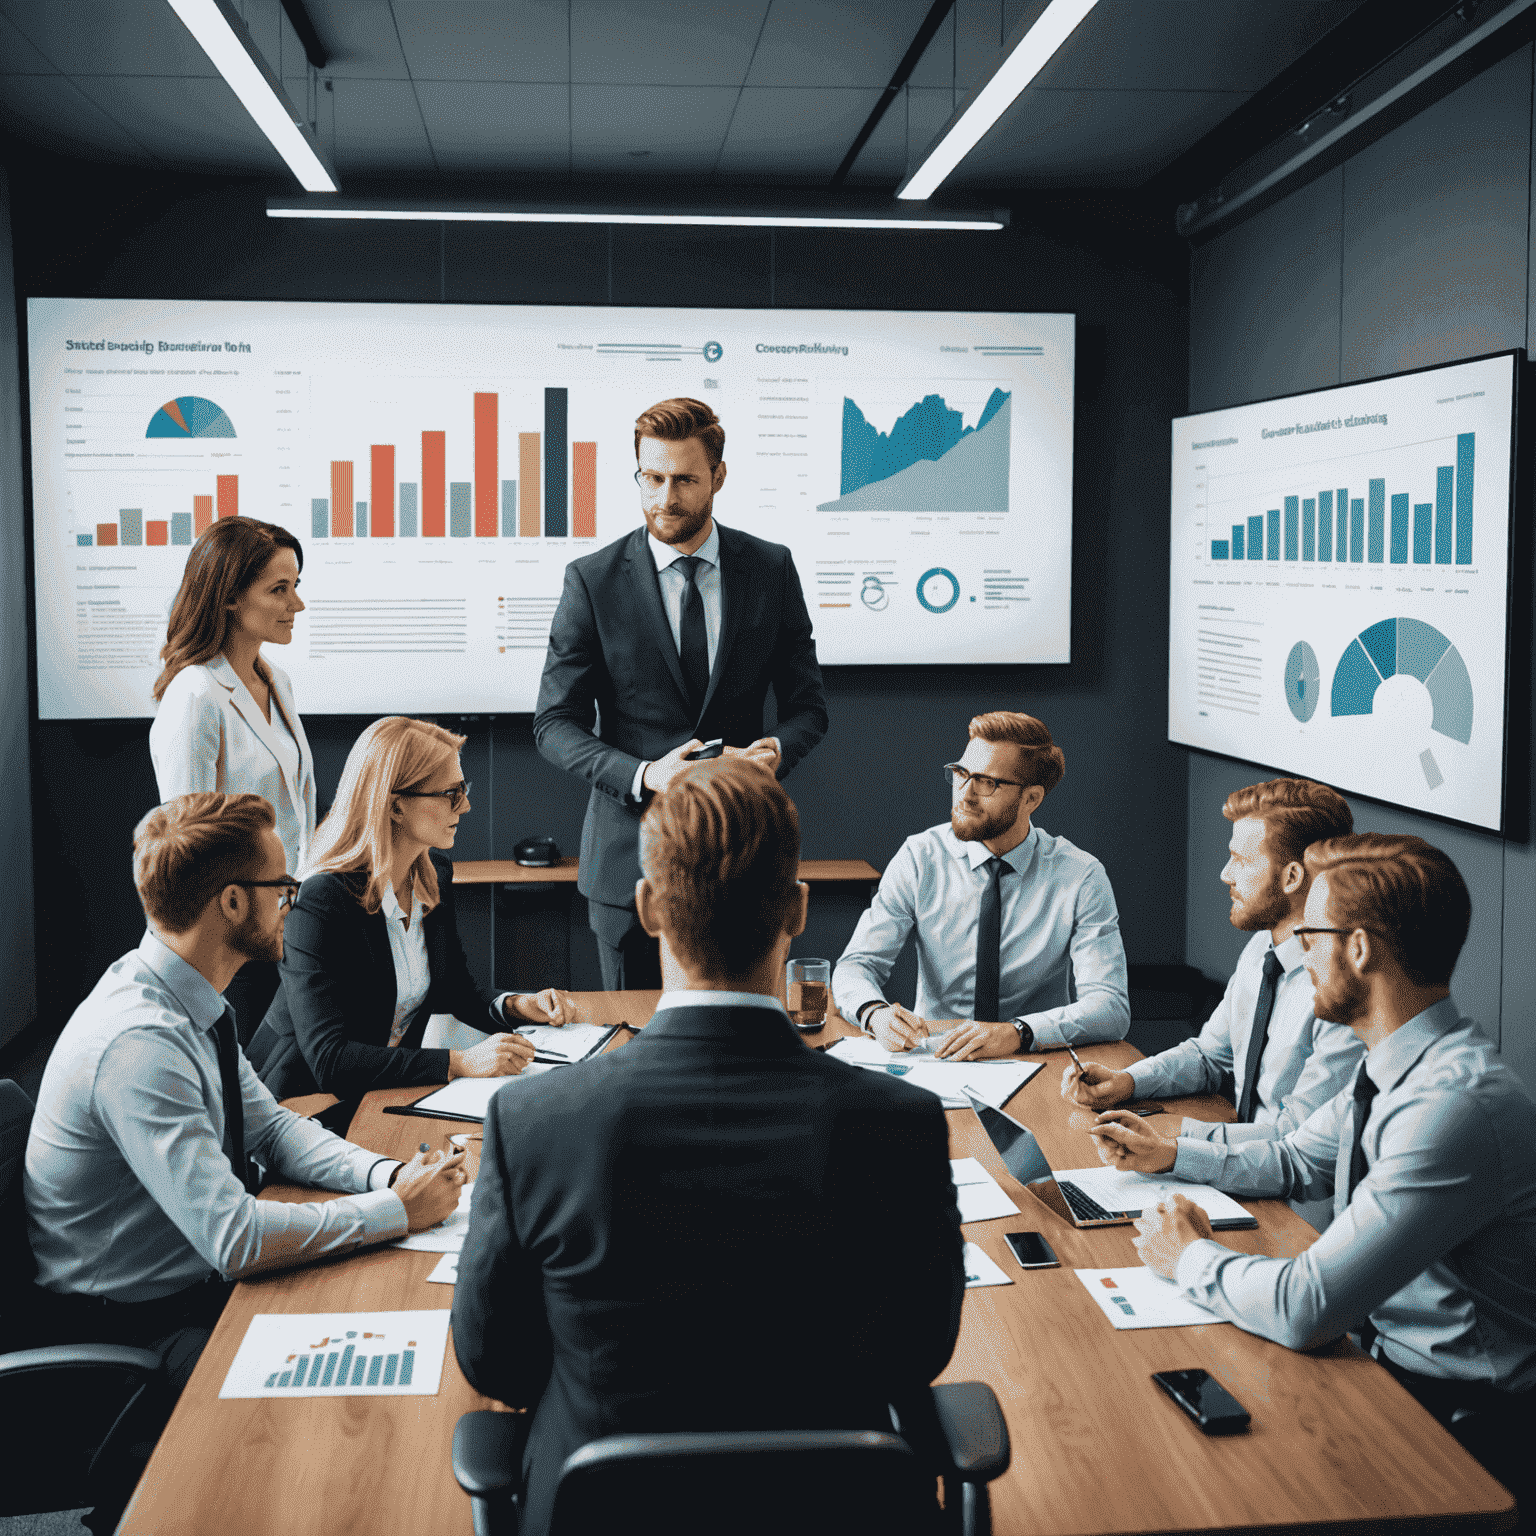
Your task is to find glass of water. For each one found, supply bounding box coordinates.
[786,957,832,1033]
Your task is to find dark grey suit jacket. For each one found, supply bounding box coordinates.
[451,1002,965,1536]
[532,523,828,908]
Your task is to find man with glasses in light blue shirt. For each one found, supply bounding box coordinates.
[832,711,1129,1059]
[1093,834,1536,1533]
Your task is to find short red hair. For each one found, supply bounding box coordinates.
[1223,778,1352,868]
[634,397,725,469]
[968,712,1065,795]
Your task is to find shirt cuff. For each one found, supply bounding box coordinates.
[489,992,519,1026]
[1174,1236,1227,1294]
[1178,1116,1221,1142]
[1024,1015,1063,1050]
[631,761,649,801]
[367,1158,405,1192]
[360,1189,410,1241]
[1124,1057,1163,1095]
[1170,1137,1225,1186]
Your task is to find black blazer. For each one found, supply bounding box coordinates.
[248,850,499,1100]
[532,523,829,908]
[451,1003,965,1536]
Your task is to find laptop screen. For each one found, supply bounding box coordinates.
[965,1090,1055,1189]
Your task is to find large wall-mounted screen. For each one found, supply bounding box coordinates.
[1168,351,1518,834]
[27,299,1075,720]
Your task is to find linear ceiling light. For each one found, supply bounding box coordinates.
[266,200,1007,232]
[168,0,337,192]
[898,0,1100,201]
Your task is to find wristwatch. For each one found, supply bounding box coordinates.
[1013,1019,1035,1053]
[857,999,891,1034]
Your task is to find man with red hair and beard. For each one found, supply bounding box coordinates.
[1091,834,1536,1533]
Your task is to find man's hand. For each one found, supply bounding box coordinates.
[448,1033,536,1079]
[642,739,704,794]
[1060,1060,1136,1109]
[869,1003,930,1052]
[723,736,781,775]
[393,1147,468,1232]
[934,1020,1022,1061]
[507,988,576,1026]
[1087,1109,1179,1174]
[1132,1194,1215,1278]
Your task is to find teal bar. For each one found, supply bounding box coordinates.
[502,479,517,537]
[1266,508,1280,560]
[278,1371,292,1387]
[1390,493,1409,563]
[1246,515,1262,558]
[171,512,192,545]
[351,1356,365,1386]
[1456,432,1474,563]
[366,1354,382,1386]
[450,482,471,537]
[1350,497,1364,561]
[320,1351,339,1387]
[1413,502,1432,563]
[1318,490,1333,560]
[356,501,368,537]
[1283,496,1298,560]
[1435,465,1453,562]
[1211,539,1229,559]
[120,509,143,546]
[1302,498,1315,560]
[311,499,328,539]
[337,1345,355,1385]
[77,533,92,546]
[293,1355,310,1387]
[266,1373,278,1389]
[399,484,418,537]
[400,1349,415,1386]
[1336,487,1349,561]
[1367,479,1385,562]
[383,1354,398,1386]
[1231,523,1245,559]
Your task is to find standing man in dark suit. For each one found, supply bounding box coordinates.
[453,761,964,1536]
[533,397,829,988]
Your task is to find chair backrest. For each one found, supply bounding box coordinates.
[0,1079,39,1347]
[547,1429,938,1536]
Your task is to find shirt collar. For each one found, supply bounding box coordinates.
[136,930,231,1035]
[951,822,1038,874]
[649,520,720,573]
[380,880,422,924]
[655,988,786,1015]
[1365,994,1466,1092]
[1270,932,1308,974]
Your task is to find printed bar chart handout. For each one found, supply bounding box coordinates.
[219,1311,450,1399]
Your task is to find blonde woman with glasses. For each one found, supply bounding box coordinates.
[248,717,574,1100]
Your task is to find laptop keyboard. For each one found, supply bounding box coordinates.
[1058,1180,1137,1224]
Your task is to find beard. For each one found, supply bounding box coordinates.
[231,909,284,965]
[645,494,713,547]
[951,798,1016,844]
[1229,874,1290,932]
[1312,962,1369,1026]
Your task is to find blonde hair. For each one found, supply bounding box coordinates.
[305,717,467,913]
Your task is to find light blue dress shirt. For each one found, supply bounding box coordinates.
[1170,997,1536,1390]
[25,934,409,1303]
[1128,930,1364,1162]
[832,822,1130,1049]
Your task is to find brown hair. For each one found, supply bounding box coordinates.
[304,717,467,914]
[639,759,800,977]
[153,517,304,701]
[1303,833,1470,987]
[133,791,275,934]
[967,712,1065,795]
[634,397,726,469]
[1223,778,1353,868]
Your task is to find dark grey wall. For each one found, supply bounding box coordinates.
[9,160,1189,1028]
[1185,44,1536,1092]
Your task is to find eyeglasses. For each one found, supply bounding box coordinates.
[232,877,300,911]
[396,780,472,812]
[1293,926,1361,952]
[634,469,707,499]
[943,764,1025,800]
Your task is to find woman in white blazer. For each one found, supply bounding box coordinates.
[150,516,316,1042]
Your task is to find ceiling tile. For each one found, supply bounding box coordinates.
[303,0,411,79]
[0,0,216,75]
[0,72,155,164]
[331,78,438,174]
[570,84,740,173]
[716,85,881,180]
[909,0,1014,90]
[74,75,290,172]
[394,0,568,83]
[413,79,570,171]
[846,84,956,185]
[744,0,936,89]
[572,0,768,86]
[0,10,59,73]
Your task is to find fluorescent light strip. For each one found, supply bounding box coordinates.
[899,0,1100,201]
[168,0,336,192]
[266,205,1003,231]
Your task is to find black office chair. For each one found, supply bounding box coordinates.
[453,1380,1010,1536]
[1126,963,1224,1057]
[0,1078,169,1521]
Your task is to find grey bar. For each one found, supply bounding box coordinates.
[450,482,472,537]
[399,482,418,538]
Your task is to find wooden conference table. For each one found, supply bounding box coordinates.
[118,995,1516,1536]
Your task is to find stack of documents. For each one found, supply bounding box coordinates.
[1075,1267,1224,1330]
[826,1034,1040,1108]
[950,1157,1020,1223]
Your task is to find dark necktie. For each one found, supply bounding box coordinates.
[974,857,1010,1023]
[1346,1061,1379,1201]
[672,555,710,709]
[213,1006,260,1195]
[1236,949,1284,1123]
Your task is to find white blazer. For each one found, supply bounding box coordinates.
[149,654,318,873]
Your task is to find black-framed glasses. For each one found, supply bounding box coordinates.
[1293,926,1358,952]
[232,877,300,911]
[634,468,707,498]
[396,780,472,812]
[944,763,1025,801]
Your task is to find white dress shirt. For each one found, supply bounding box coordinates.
[1169,998,1536,1389]
[25,934,407,1303]
[653,989,788,1016]
[381,881,432,1048]
[1127,930,1364,1163]
[832,822,1130,1049]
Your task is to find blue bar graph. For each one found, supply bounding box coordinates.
[1350,498,1365,562]
[1367,479,1385,563]
[1247,514,1263,559]
[1413,502,1431,563]
[450,482,471,538]
[1266,508,1280,560]
[1302,497,1316,561]
[1456,432,1474,563]
[1211,539,1229,559]
[1390,493,1409,564]
[1231,523,1245,559]
[311,498,328,539]
[1284,496,1298,560]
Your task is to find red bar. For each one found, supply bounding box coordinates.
[422,431,446,537]
[216,475,238,519]
[474,392,497,537]
[371,444,395,537]
[96,523,117,546]
[193,496,213,535]
[146,521,169,545]
[573,441,596,538]
[331,461,354,537]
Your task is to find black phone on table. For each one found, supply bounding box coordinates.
[1004,1231,1060,1269]
[1151,1369,1251,1434]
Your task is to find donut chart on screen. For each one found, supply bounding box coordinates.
[1284,641,1320,722]
[1329,617,1473,744]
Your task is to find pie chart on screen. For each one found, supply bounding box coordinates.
[1284,641,1320,722]
[1330,617,1473,744]
[146,396,236,438]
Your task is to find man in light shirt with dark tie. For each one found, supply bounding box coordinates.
[1092,834,1536,1534]
[1063,778,1363,1191]
[832,711,1129,1059]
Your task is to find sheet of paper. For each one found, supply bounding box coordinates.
[950,1157,1020,1223]
[410,1061,561,1121]
[1075,1267,1224,1331]
[395,1181,475,1252]
[963,1242,1013,1288]
[518,1021,616,1063]
[825,1038,1040,1109]
[426,1253,459,1286]
[1056,1167,1255,1226]
[219,1310,450,1398]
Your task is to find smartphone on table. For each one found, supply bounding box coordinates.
[1152,1369,1251,1434]
[1004,1231,1060,1269]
